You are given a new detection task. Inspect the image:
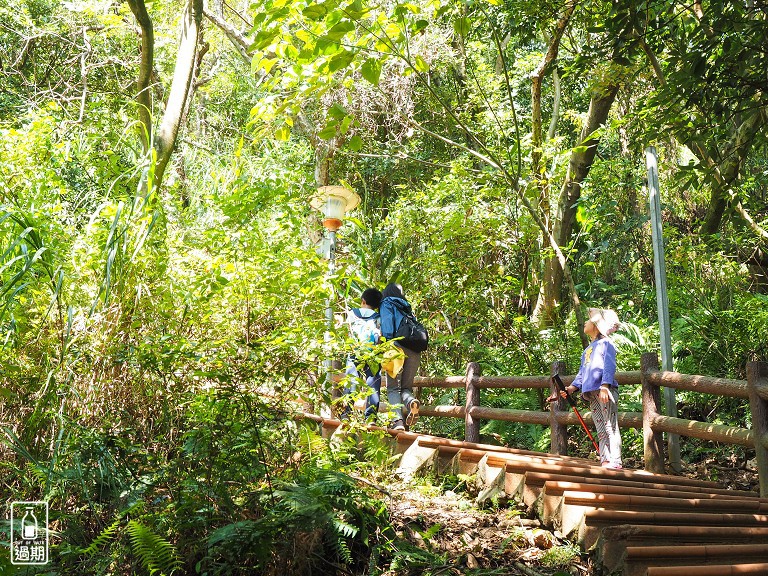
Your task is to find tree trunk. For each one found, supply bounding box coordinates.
[694,109,765,236]
[153,0,204,188]
[128,0,203,192]
[530,0,577,182]
[126,0,154,152]
[533,83,620,327]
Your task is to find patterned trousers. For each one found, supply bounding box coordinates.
[584,387,622,467]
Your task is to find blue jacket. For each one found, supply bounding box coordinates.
[379,296,411,340]
[571,337,618,394]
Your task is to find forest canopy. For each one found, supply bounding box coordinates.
[1,0,767,573]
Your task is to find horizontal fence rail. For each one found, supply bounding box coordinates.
[411,352,768,497]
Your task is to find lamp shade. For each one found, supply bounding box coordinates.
[310,185,360,231]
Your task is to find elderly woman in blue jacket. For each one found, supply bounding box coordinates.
[559,307,623,469]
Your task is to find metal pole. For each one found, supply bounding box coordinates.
[323,230,337,416]
[646,146,681,472]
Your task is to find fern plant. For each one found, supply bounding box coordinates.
[204,466,390,575]
[70,510,181,576]
[126,520,182,576]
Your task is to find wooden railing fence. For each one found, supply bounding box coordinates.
[412,352,768,496]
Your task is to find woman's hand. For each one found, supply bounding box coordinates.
[546,385,576,403]
[599,386,611,403]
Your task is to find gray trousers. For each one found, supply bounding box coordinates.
[385,345,421,421]
[584,387,622,467]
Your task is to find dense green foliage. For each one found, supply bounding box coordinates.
[1,0,767,574]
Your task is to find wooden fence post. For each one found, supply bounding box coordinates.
[747,361,768,497]
[641,352,665,473]
[550,361,568,455]
[465,362,481,443]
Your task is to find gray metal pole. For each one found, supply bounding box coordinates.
[324,230,337,406]
[646,146,681,472]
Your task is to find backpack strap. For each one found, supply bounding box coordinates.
[392,298,413,318]
[352,308,379,320]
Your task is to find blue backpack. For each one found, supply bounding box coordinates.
[391,299,429,352]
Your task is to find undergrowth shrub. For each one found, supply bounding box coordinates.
[202,453,391,575]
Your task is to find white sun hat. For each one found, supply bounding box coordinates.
[588,307,621,336]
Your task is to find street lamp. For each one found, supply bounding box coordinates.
[310,185,360,418]
[311,185,360,273]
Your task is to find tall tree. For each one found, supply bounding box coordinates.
[128,0,205,190]
[637,0,768,239]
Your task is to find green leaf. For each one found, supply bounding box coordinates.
[453,16,469,37]
[414,55,429,73]
[317,37,341,55]
[339,115,353,134]
[328,49,355,72]
[257,57,278,74]
[328,103,348,120]
[345,0,368,19]
[318,123,338,140]
[275,126,291,141]
[348,135,363,151]
[383,22,402,40]
[326,20,355,41]
[361,58,382,85]
[303,4,329,20]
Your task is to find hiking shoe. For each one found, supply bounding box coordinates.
[601,462,623,470]
[389,419,406,431]
[406,399,420,427]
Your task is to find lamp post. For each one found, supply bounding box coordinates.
[311,185,360,416]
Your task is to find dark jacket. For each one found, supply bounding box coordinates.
[379,296,411,340]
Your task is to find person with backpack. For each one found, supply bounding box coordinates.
[379,283,428,431]
[343,287,383,421]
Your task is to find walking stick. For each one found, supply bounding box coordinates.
[550,373,600,454]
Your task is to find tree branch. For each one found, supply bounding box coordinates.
[126,0,155,152]
[203,6,251,63]
[530,0,578,180]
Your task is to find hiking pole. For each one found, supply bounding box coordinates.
[550,373,600,454]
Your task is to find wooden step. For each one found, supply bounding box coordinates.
[393,433,593,477]
[492,458,723,501]
[521,470,754,507]
[565,490,765,513]
[435,446,598,478]
[594,526,768,574]
[580,510,768,550]
[622,543,768,576]
[538,481,764,529]
[405,432,595,465]
[646,564,768,576]
[565,491,768,541]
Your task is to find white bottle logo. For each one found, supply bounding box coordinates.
[10,501,49,565]
[21,507,38,540]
